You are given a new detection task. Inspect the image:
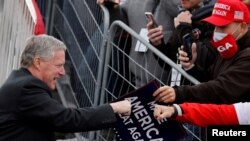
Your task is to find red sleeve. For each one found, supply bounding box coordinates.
[175,103,239,127]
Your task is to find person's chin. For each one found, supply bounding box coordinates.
[49,84,56,91]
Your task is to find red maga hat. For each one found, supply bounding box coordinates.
[203,0,250,26]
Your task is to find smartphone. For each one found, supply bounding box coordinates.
[145,12,158,27]
[182,33,193,60]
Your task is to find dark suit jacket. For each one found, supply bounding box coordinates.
[0,68,117,141]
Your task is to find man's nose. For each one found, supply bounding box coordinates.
[59,67,65,76]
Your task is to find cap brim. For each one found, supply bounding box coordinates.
[202,16,232,26]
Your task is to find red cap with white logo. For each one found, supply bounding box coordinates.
[203,0,250,26]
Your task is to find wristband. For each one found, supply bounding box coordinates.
[173,104,183,116]
[171,106,178,118]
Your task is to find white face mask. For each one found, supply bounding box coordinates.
[213,32,227,42]
[213,23,242,42]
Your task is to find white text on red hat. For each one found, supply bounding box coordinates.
[214,3,230,11]
[213,3,231,17]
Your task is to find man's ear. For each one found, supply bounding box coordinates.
[241,22,248,33]
[243,0,250,5]
[33,57,41,70]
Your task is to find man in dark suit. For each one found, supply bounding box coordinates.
[0,34,131,141]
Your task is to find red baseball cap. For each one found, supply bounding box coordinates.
[203,0,250,26]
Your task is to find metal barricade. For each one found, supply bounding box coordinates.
[98,20,202,141]
[0,0,205,140]
[47,0,111,140]
[0,0,36,85]
[35,0,204,140]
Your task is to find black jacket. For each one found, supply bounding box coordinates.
[175,29,250,104]
[154,3,217,73]
[0,68,117,141]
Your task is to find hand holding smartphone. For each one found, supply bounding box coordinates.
[182,33,193,60]
[145,12,158,27]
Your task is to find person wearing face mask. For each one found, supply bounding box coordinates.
[147,0,217,85]
[148,1,216,140]
[210,24,242,59]
[152,0,250,105]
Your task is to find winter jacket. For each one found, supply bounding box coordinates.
[176,102,250,127]
[0,68,117,141]
[175,29,250,104]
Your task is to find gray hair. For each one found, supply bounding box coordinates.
[20,34,66,68]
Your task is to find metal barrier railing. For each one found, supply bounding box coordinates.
[38,1,203,140]
[1,0,204,140]
[99,20,202,141]
[0,0,37,85]
[47,0,111,140]
[50,0,110,109]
